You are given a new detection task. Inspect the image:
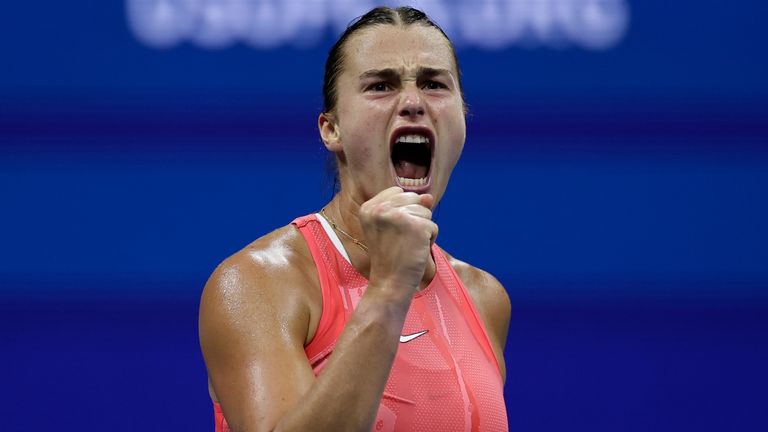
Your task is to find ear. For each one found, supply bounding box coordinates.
[318,112,342,152]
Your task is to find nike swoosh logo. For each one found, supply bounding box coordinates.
[399,330,429,343]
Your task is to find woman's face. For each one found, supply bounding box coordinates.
[320,24,466,207]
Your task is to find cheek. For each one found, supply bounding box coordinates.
[342,135,371,166]
[340,125,381,171]
[433,100,466,157]
[339,101,391,157]
[431,95,465,121]
[339,99,389,135]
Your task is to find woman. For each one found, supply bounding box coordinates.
[200,6,510,432]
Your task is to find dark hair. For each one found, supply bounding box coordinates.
[322,6,464,114]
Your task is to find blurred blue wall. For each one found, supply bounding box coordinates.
[2,1,767,430]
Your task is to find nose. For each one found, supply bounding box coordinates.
[398,84,425,118]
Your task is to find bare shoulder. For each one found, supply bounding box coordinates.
[441,249,511,379]
[443,250,511,323]
[199,225,323,428]
[200,223,320,342]
[199,225,322,354]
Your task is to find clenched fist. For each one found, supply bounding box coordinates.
[360,187,438,296]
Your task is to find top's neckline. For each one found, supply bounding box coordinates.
[313,213,439,298]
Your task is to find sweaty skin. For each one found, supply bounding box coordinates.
[199,24,511,432]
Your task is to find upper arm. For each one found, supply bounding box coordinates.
[199,253,316,432]
[447,257,511,382]
[475,271,511,358]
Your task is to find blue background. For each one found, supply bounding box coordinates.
[2,1,767,430]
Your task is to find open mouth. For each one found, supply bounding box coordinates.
[390,131,433,190]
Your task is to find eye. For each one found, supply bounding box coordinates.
[366,82,393,92]
[422,80,447,90]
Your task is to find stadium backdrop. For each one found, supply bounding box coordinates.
[1,1,766,430]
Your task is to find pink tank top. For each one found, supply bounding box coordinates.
[213,215,508,431]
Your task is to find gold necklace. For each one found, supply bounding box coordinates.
[321,207,369,253]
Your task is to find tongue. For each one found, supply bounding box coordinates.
[394,160,427,179]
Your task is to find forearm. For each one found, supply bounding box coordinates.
[272,282,412,432]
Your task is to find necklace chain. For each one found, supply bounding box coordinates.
[321,207,369,253]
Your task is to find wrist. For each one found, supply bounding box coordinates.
[365,278,416,307]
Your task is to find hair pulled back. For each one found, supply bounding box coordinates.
[322,6,464,114]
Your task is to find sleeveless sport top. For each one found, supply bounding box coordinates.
[212,214,508,432]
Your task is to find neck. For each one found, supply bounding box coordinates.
[324,190,372,277]
[322,187,438,290]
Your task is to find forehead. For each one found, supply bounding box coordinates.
[342,25,456,77]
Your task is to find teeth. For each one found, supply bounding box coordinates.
[397,176,428,187]
[396,134,429,144]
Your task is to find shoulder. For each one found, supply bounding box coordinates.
[199,222,323,411]
[203,223,316,299]
[200,223,321,346]
[442,249,511,323]
[440,248,511,378]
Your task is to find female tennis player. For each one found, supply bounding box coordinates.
[200,6,510,432]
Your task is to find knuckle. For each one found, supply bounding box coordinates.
[372,202,387,215]
[360,202,375,217]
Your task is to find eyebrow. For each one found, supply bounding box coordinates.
[358,67,453,80]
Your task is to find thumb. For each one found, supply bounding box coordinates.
[419,194,435,210]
